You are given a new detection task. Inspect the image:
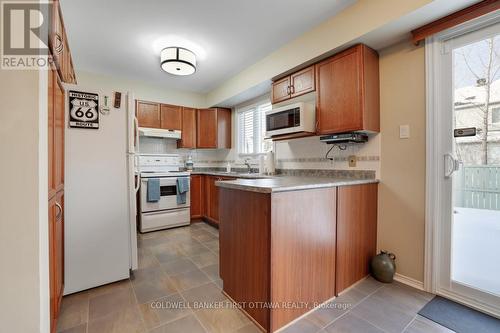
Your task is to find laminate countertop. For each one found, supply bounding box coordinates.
[189,171,272,179]
[215,176,379,193]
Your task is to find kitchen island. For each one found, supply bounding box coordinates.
[216,177,378,332]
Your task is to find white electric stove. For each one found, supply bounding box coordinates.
[138,154,190,232]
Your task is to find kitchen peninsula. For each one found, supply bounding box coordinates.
[217,177,378,332]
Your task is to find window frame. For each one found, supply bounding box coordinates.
[236,99,272,157]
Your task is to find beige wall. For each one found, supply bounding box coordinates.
[0,68,49,332]
[378,40,426,282]
[76,70,206,108]
[206,0,433,106]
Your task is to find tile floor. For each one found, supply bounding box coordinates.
[57,222,453,333]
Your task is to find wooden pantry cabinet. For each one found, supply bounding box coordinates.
[271,65,315,104]
[49,0,76,84]
[47,65,66,333]
[315,44,380,134]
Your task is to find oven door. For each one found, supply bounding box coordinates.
[141,176,190,212]
[265,107,302,137]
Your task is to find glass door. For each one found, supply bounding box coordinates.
[439,21,500,314]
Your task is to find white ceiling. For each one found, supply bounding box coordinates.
[60,0,355,93]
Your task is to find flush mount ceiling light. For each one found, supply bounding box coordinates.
[160,47,196,76]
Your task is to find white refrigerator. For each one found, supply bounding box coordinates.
[64,85,138,295]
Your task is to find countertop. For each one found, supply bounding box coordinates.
[215,176,379,193]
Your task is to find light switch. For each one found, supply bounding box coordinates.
[399,125,410,139]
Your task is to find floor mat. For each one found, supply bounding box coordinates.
[418,296,500,333]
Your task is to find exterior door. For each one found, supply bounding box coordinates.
[434,20,500,316]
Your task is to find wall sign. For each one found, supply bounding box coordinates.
[68,90,99,129]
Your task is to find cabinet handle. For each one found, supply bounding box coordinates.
[55,202,63,221]
[286,86,290,95]
[290,85,295,94]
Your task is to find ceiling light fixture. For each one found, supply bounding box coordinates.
[160,47,196,76]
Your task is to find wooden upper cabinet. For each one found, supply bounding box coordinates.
[49,0,76,84]
[136,100,161,128]
[316,44,380,134]
[290,65,315,98]
[197,109,217,148]
[196,108,231,149]
[54,75,65,193]
[271,65,315,104]
[160,104,182,130]
[178,107,197,149]
[271,76,291,104]
[217,108,231,149]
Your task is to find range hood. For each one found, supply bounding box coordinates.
[139,127,181,139]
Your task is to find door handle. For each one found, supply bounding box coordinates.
[55,202,63,221]
[444,153,460,178]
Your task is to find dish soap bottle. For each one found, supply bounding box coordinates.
[226,161,231,173]
[185,155,194,171]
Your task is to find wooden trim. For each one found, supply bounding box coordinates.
[411,0,500,45]
[270,132,315,141]
[393,273,425,291]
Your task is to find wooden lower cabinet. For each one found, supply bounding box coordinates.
[336,183,378,294]
[49,192,64,333]
[190,175,203,219]
[190,175,236,225]
[219,183,378,332]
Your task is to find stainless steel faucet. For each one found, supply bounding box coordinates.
[244,158,252,173]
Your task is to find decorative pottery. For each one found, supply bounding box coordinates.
[370,251,396,283]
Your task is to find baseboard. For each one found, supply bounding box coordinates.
[394,273,424,291]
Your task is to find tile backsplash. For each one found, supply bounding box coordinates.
[138,133,381,178]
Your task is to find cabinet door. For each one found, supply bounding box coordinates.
[190,175,203,219]
[48,197,56,333]
[48,68,56,198]
[316,47,362,134]
[271,76,291,104]
[203,175,210,218]
[178,107,197,148]
[209,177,220,223]
[336,184,377,294]
[197,109,217,148]
[160,104,182,130]
[290,65,315,98]
[54,192,64,310]
[54,76,65,193]
[136,100,160,128]
[217,108,231,149]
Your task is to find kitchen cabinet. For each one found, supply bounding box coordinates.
[271,65,315,104]
[190,174,204,219]
[219,182,378,331]
[49,0,76,84]
[160,104,182,130]
[336,183,378,294]
[178,107,197,149]
[54,74,65,193]
[271,77,291,104]
[197,108,232,149]
[49,192,64,330]
[48,67,65,333]
[136,100,161,128]
[316,44,379,134]
[192,175,236,225]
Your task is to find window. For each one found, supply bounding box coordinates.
[237,100,272,155]
[493,107,500,124]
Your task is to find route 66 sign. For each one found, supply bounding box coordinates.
[68,91,99,129]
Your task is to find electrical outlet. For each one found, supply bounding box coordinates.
[348,155,356,167]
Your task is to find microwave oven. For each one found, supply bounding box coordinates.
[265,102,315,137]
